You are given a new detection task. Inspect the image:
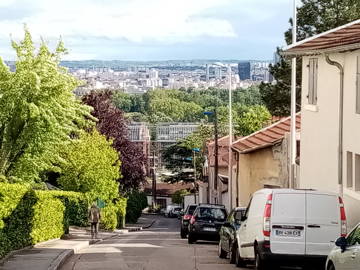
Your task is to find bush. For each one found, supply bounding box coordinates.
[126,191,148,224]
[0,183,89,258]
[101,204,118,231]
[115,198,127,229]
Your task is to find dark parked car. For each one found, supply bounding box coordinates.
[218,207,246,263]
[188,204,227,244]
[180,204,197,238]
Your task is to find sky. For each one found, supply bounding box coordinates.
[0,0,294,61]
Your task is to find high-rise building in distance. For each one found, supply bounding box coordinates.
[238,62,251,80]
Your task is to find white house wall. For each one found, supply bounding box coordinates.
[300,50,360,228]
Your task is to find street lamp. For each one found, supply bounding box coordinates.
[203,111,219,204]
[211,62,237,210]
[190,148,200,203]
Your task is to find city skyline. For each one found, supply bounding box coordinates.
[0,0,294,61]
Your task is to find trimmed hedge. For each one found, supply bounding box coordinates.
[0,183,88,258]
[126,191,148,224]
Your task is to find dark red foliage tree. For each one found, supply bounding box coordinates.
[82,90,147,193]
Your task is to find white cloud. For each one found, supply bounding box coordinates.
[0,0,237,43]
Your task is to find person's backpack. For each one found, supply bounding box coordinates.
[89,207,100,222]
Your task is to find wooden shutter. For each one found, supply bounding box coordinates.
[357,56,360,114]
[308,58,318,105]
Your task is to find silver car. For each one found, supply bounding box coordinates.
[326,223,360,270]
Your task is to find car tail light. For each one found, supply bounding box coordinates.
[339,197,347,237]
[263,193,273,237]
[184,214,192,220]
[190,215,196,225]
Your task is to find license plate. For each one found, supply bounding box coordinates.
[275,229,301,237]
[203,227,216,232]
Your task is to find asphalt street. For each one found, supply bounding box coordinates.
[61,215,244,270]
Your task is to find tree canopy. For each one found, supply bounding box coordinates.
[260,0,360,116]
[0,29,93,182]
[57,130,120,201]
[82,90,147,193]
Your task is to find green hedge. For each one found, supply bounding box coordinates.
[126,191,148,224]
[0,183,88,258]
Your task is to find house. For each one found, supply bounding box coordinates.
[232,115,301,207]
[204,136,232,208]
[283,19,360,228]
[144,182,195,209]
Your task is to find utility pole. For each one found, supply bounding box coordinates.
[193,150,197,204]
[227,65,233,210]
[214,108,219,204]
[152,142,157,208]
[290,0,297,188]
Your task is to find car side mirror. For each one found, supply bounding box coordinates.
[335,236,347,252]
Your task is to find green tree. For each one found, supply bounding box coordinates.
[57,130,120,202]
[234,105,271,136]
[0,29,93,182]
[260,0,360,116]
[172,189,190,204]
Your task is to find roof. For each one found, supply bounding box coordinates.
[232,113,301,154]
[143,182,194,196]
[283,19,360,56]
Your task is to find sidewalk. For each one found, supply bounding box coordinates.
[0,214,157,270]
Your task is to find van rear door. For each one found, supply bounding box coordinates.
[270,192,306,255]
[305,192,340,256]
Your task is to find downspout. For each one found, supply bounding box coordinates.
[325,55,344,198]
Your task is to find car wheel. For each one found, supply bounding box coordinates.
[255,248,267,270]
[180,229,187,239]
[218,240,227,258]
[188,233,196,244]
[235,245,246,267]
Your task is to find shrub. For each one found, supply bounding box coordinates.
[126,191,148,224]
[0,183,89,258]
[115,198,127,229]
[101,203,117,231]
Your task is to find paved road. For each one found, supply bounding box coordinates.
[61,215,244,270]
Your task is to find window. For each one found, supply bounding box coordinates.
[347,225,360,246]
[355,154,360,192]
[357,57,360,114]
[308,58,318,105]
[347,151,353,188]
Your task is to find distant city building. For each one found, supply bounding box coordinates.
[238,62,251,80]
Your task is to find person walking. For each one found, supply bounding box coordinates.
[88,202,101,239]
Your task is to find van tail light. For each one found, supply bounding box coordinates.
[184,214,192,220]
[339,197,347,237]
[190,215,196,225]
[263,194,273,237]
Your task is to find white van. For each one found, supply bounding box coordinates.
[235,189,347,270]
[165,204,180,217]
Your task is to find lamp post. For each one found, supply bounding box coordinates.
[192,148,200,203]
[204,111,219,204]
[212,62,236,210]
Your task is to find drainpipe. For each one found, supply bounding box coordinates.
[325,55,344,198]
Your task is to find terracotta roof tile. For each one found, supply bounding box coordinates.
[284,20,360,56]
[232,113,301,153]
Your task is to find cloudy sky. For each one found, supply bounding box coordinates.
[0,0,294,61]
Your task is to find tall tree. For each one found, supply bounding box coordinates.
[82,90,147,193]
[260,0,360,116]
[0,29,93,182]
[57,130,120,201]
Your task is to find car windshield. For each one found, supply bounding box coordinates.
[188,205,197,215]
[198,207,226,221]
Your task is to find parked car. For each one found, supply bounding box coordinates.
[218,207,246,263]
[188,204,227,244]
[180,204,197,238]
[236,189,347,270]
[326,222,360,270]
[170,207,183,218]
[165,204,180,217]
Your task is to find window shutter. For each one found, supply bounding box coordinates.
[308,58,318,105]
[357,56,360,114]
